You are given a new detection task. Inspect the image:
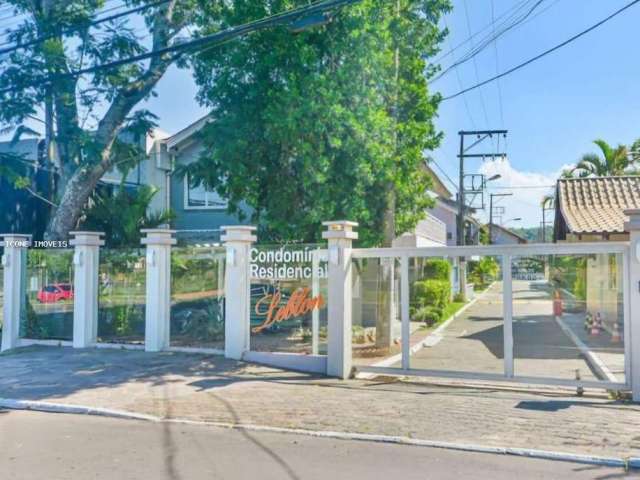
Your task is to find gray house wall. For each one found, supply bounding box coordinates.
[169,141,249,244]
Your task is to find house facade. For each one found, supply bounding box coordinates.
[2,116,482,247]
[487,222,527,245]
[552,176,638,333]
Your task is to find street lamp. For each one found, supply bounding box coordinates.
[487,174,502,182]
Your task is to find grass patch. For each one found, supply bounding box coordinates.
[442,301,466,321]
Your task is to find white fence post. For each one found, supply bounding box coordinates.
[141,229,176,352]
[70,231,104,348]
[323,220,358,379]
[222,225,256,360]
[624,210,640,402]
[1,234,30,352]
[502,254,514,377]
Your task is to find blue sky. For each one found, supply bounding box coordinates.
[141,0,640,228]
[430,0,640,227]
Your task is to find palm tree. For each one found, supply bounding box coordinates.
[571,139,632,177]
[80,185,174,247]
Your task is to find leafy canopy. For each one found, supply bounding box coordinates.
[185,0,450,246]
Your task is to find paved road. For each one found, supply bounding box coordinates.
[0,410,633,480]
[406,281,604,381]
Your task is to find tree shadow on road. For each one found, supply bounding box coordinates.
[0,346,321,403]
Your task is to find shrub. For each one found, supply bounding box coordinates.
[468,257,499,287]
[413,279,451,310]
[422,259,451,281]
[414,306,443,326]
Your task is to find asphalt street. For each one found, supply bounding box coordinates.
[0,410,635,480]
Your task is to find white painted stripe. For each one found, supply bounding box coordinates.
[554,315,619,383]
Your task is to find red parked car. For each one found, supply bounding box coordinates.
[37,283,74,303]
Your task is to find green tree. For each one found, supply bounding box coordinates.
[0,1,198,240]
[80,184,174,247]
[186,0,450,246]
[571,139,634,177]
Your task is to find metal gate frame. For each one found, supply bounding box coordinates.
[352,242,631,391]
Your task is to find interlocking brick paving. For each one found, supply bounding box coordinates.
[1,346,639,459]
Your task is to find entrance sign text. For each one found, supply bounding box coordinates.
[253,287,325,333]
[250,247,326,280]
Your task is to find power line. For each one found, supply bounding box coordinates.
[434,0,531,64]
[461,0,491,128]
[428,158,458,191]
[0,0,361,96]
[490,0,505,128]
[0,0,171,56]
[442,0,640,101]
[435,0,545,83]
[443,17,476,130]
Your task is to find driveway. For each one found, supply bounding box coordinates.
[407,281,614,382]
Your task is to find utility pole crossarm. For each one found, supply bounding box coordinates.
[458,153,507,159]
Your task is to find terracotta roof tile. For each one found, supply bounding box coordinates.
[557,176,640,234]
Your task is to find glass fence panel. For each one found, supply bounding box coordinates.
[402,255,504,374]
[352,257,401,367]
[170,246,225,349]
[97,249,146,344]
[0,259,3,335]
[512,254,625,383]
[250,244,327,354]
[22,249,74,341]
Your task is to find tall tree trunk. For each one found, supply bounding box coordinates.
[44,164,108,240]
[376,0,401,349]
[42,1,180,240]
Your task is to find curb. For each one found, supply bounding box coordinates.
[363,283,491,372]
[1,397,638,470]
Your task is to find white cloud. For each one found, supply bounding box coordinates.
[476,158,572,228]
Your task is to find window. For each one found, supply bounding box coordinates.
[184,175,228,210]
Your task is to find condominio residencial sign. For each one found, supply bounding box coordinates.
[250,246,327,280]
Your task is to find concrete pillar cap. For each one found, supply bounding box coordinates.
[141,229,177,246]
[0,234,32,248]
[322,220,358,240]
[624,209,640,231]
[70,231,105,247]
[221,225,257,243]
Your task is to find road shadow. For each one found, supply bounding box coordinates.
[514,399,632,412]
[0,346,322,402]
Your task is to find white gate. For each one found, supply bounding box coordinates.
[349,242,632,392]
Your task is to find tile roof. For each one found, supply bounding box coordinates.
[557,176,640,234]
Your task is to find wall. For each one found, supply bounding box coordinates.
[170,141,247,244]
[428,201,457,246]
[586,254,623,331]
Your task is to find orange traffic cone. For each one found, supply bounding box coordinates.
[611,322,622,343]
[590,313,601,336]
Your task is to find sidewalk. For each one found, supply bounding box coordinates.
[1,346,640,460]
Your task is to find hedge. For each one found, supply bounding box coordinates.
[413,279,450,311]
[422,258,451,281]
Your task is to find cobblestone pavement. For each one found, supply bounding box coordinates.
[1,346,640,459]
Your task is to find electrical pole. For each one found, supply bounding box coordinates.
[456,130,507,300]
[541,203,554,243]
[489,193,512,245]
